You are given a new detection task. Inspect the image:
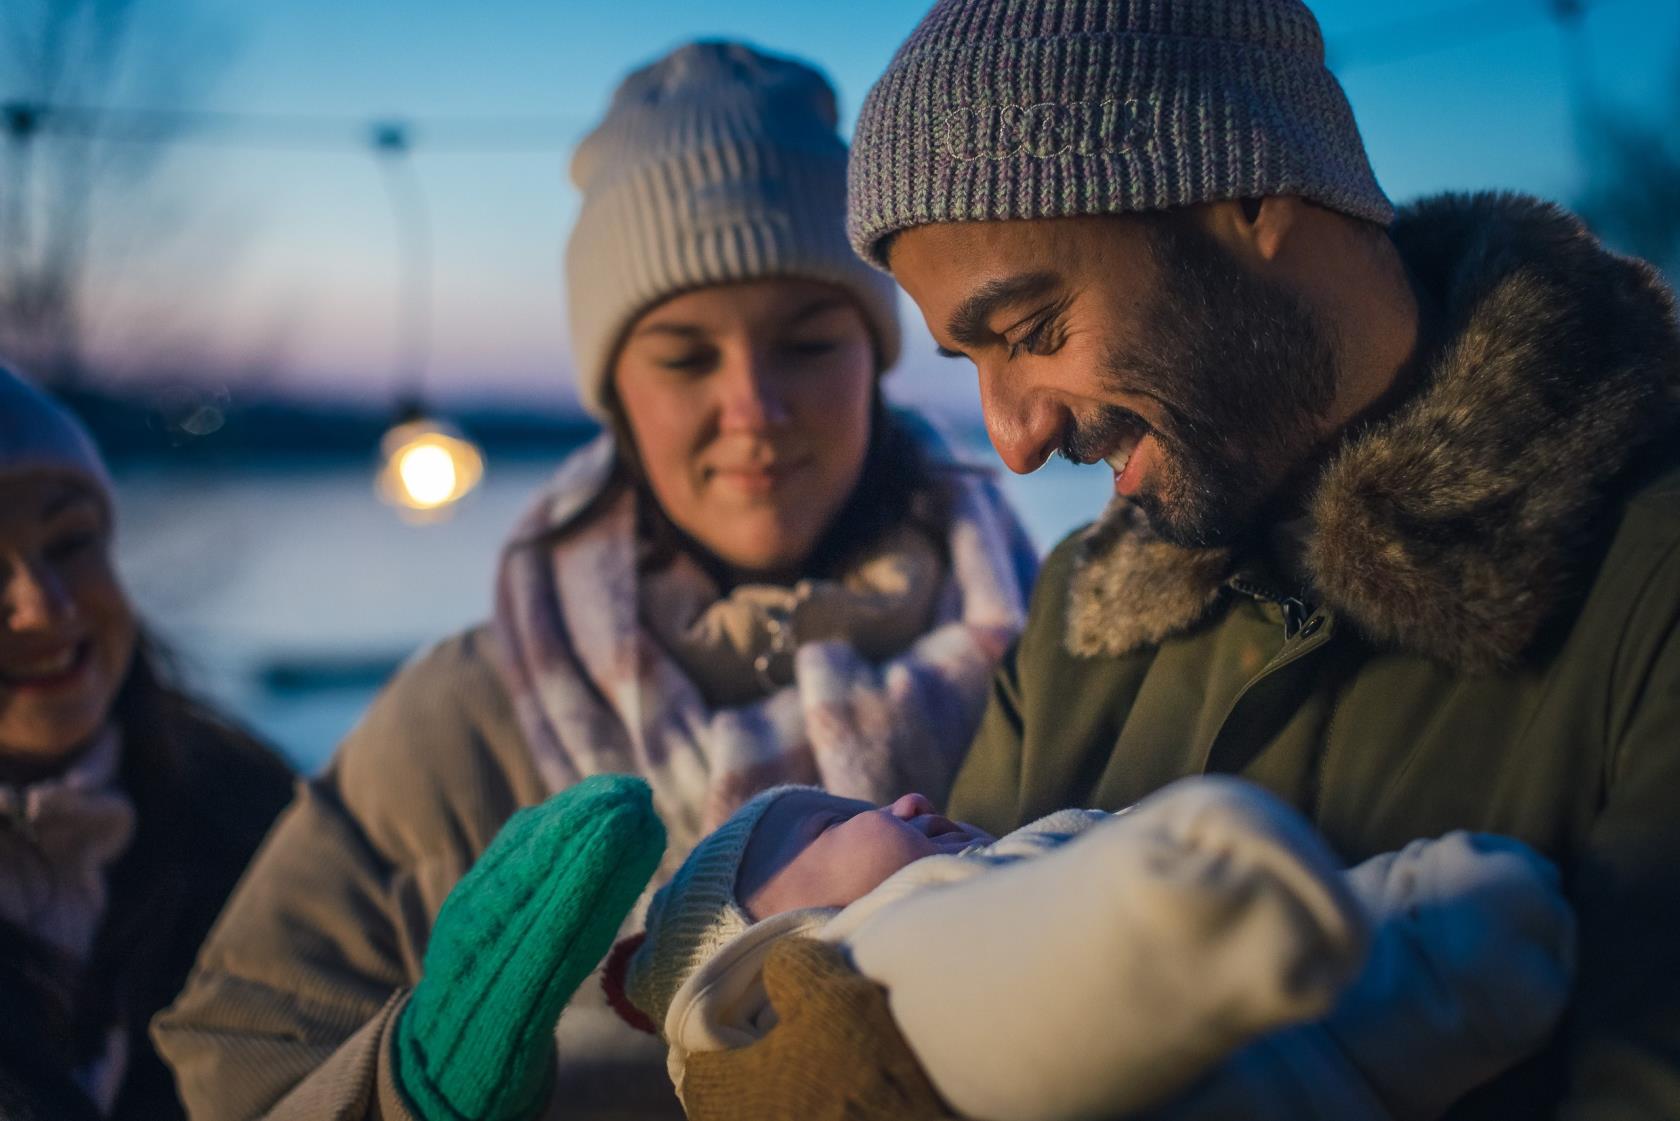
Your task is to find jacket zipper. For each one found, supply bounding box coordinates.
[1226,577,1313,640]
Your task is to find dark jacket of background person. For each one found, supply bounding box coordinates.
[0,646,294,1121]
[945,195,1680,1118]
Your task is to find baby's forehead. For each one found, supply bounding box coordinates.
[756,790,873,836]
[735,789,874,907]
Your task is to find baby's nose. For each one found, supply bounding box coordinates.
[887,792,937,820]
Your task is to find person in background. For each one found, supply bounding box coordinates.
[154,39,1038,1121]
[0,367,295,1120]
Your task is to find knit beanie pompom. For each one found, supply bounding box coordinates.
[0,367,114,514]
[564,40,901,417]
[625,783,819,1032]
[847,0,1393,267]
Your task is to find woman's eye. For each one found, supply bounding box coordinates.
[657,349,716,373]
[781,338,838,359]
[45,531,100,562]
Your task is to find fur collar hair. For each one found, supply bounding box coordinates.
[1067,192,1680,672]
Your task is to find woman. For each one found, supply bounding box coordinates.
[154,40,1037,1121]
[0,368,295,1119]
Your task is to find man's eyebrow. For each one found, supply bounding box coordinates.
[946,272,1061,349]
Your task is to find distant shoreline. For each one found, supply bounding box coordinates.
[56,382,602,468]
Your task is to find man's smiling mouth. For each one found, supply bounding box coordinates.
[1103,422,1147,474]
[1062,404,1152,469]
[1077,406,1157,497]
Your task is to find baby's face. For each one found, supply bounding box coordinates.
[736,790,993,920]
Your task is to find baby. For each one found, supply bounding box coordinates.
[622,777,1574,1121]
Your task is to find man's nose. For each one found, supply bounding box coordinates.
[978,365,1065,474]
[887,792,937,820]
[717,351,792,434]
[3,559,75,632]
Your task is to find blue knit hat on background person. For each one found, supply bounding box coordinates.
[0,366,115,514]
[564,40,902,418]
[847,0,1394,267]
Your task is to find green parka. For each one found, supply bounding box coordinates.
[948,193,1680,1120]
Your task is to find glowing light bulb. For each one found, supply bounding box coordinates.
[376,417,484,520]
[397,443,458,508]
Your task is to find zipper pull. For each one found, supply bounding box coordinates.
[1281,597,1311,640]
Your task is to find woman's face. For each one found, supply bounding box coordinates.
[0,475,136,770]
[612,278,877,579]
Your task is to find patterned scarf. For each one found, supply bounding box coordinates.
[641,521,947,709]
[493,431,1037,869]
[0,728,135,965]
[0,727,137,1112]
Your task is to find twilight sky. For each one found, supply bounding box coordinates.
[20,0,1680,417]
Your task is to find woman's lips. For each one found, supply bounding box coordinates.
[0,640,92,693]
[709,458,806,496]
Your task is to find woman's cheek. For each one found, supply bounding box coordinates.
[77,557,138,698]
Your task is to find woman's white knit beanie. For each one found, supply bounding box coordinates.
[625,783,817,1031]
[0,367,114,512]
[564,40,902,417]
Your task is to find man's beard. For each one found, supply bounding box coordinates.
[1063,217,1341,549]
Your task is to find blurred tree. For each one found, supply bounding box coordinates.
[0,0,230,388]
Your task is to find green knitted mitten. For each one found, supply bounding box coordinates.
[393,774,666,1121]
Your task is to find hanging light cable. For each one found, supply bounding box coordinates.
[367,120,484,520]
[372,122,432,395]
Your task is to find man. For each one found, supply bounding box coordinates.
[691,0,1680,1117]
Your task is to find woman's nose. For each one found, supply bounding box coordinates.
[979,365,1066,475]
[2,559,75,632]
[717,352,792,434]
[887,792,937,820]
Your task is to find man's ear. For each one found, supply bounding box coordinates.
[878,231,900,271]
[1199,196,1305,267]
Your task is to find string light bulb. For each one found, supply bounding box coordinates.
[376,414,484,519]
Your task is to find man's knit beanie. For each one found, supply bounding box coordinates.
[565,40,902,417]
[847,0,1393,266]
[0,367,114,514]
[625,784,816,1031]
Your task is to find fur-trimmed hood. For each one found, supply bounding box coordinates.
[1068,192,1680,672]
